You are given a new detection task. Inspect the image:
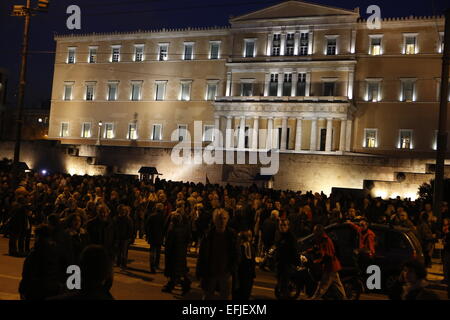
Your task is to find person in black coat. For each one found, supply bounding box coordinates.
[145,203,165,273]
[8,196,32,257]
[261,210,279,253]
[19,225,67,300]
[232,230,256,300]
[65,213,90,265]
[113,205,134,268]
[86,204,115,260]
[162,213,191,295]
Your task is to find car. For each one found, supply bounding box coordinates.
[297,222,424,293]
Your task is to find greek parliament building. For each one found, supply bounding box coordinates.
[45,0,449,198]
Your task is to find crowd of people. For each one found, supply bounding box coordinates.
[0,163,449,300]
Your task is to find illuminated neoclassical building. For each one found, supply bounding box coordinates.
[47,1,449,196]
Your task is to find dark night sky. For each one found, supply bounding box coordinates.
[0,0,447,108]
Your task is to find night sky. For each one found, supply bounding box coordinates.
[0,0,447,108]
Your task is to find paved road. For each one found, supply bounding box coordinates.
[0,237,446,300]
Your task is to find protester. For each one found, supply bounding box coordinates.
[113,205,134,268]
[233,230,256,300]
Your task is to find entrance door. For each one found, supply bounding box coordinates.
[320,128,327,151]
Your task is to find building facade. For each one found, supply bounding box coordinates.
[46,1,449,194]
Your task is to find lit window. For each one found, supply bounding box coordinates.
[152,124,162,141]
[134,45,144,62]
[366,81,381,102]
[155,81,167,101]
[364,129,377,148]
[244,39,255,58]
[128,123,138,140]
[206,82,218,100]
[404,35,417,54]
[209,41,220,59]
[401,79,415,102]
[67,47,76,64]
[131,82,142,101]
[88,47,97,63]
[272,34,281,56]
[299,32,309,56]
[111,46,121,62]
[399,130,413,149]
[178,124,188,142]
[203,125,214,142]
[107,82,118,101]
[158,44,168,61]
[180,81,192,101]
[85,83,95,101]
[104,123,114,139]
[183,43,194,60]
[369,36,382,55]
[60,122,69,137]
[64,83,73,101]
[326,37,337,55]
[81,123,92,138]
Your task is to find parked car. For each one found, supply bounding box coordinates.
[297,223,424,293]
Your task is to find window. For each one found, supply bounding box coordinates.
[401,79,415,102]
[326,37,337,55]
[178,124,188,142]
[283,73,292,96]
[209,41,220,59]
[203,125,214,142]
[104,123,114,139]
[64,83,73,101]
[404,35,417,54]
[183,43,194,60]
[180,81,192,101]
[88,47,97,63]
[297,73,306,96]
[60,122,69,137]
[241,82,253,97]
[152,124,162,141]
[206,82,218,100]
[81,123,92,138]
[67,47,76,64]
[158,44,168,61]
[369,36,382,55]
[366,80,381,102]
[107,82,118,101]
[286,33,295,56]
[111,46,121,62]
[134,45,144,62]
[269,73,278,96]
[399,130,413,149]
[364,129,377,148]
[131,82,142,101]
[272,34,281,56]
[299,32,309,56]
[244,39,255,58]
[85,83,95,101]
[323,82,335,96]
[155,81,167,101]
[127,123,138,140]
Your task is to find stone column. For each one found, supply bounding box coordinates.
[225,116,233,148]
[280,117,288,151]
[266,117,274,149]
[345,119,352,152]
[238,116,246,149]
[214,115,221,147]
[308,30,314,55]
[350,29,356,54]
[291,72,298,97]
[295,117,302,151]
[280,32,286,56]
[252,116,259,150]
[226,72,232,97]
[339,119,347,151]
[277,72,284,97]
[294,31,300,55]
[266,33,272,56]
[264,73,270,97]
[305,72,311,96]
[347,71,354,99]
[310,118,317,151]
[325,118,333,152]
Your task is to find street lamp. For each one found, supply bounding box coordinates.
[96,121,103,145]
